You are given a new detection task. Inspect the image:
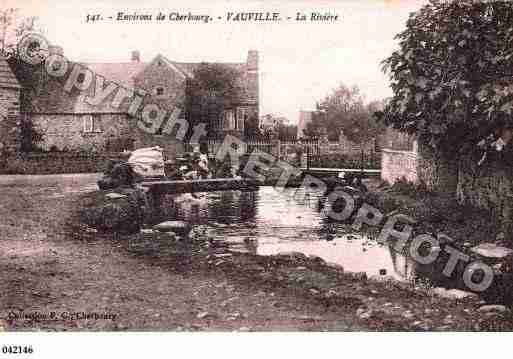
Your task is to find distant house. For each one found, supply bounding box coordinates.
[297,110,314,138]
[9,47,259,159]
[259,114,288,133]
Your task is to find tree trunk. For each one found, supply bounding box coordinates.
[416,139,459,196]
[457,151,513,236]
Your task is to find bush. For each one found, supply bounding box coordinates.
[389,177,430,199]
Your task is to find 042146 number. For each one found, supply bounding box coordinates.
[1,346,34,354]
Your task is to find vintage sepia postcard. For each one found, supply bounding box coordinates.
[1,0,512,357]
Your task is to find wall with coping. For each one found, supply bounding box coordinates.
[381,147,418,184]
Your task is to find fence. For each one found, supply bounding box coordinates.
[186,137,379,169]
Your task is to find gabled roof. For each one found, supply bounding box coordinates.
[13,51,258,114]
[0,57,21,89]
[81,61,148,88]
[171,61,246,78]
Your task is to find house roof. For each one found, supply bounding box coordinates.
[0,58,21,89]
[171,61,246,78]
[81,62,148,88]
[14,53,258,114]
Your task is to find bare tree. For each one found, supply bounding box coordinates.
[0,8,17,52]
[0,8,42,56]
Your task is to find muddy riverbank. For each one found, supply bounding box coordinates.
[2,174,513,331]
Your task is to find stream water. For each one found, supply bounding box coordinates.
[151,187,419,283]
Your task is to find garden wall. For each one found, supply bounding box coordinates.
[0,152,122,175]
[381,149,418,184]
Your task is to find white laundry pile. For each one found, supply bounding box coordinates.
[128,146,166,178]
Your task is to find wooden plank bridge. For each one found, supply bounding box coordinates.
[300,167,381,178]
[141,167,380,203]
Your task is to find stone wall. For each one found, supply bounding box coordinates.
[0,87,20,118]
[457,151,513,234]
[133,56,187,113]
[0,152,119,174]
[0,86,20,151]
[381,149,418,184]
[33,113,134,152]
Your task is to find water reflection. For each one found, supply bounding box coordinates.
[150,187,418,282]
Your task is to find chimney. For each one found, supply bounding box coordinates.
[131,50,140,62]
[247,50,258,71]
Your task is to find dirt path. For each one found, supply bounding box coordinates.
[1,174,513,331]
[0,174,360,331]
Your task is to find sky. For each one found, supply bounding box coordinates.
[7,0,427,124]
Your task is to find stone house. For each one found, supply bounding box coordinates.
[0,57,22,152]
[10,48,259,159]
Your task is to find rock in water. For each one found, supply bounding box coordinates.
[369,275,396,283]
[189,225,215,240]
[153,221,192,236]
[431,287,478,300]
[471,243,513,259]
[105,192,127,200]
[477,305,509,313]
[80,187,148,234]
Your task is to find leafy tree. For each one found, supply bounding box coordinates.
[304,84,385,142]
[276,123,297,140]
[185,63,239,138]
[243,114,262,138]
[380,0,513,153]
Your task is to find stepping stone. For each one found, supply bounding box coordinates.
[471,243,513,259]
[432,287,478,300]
[477,304,509,313]
[153,221,191,236]
[105,192,127,200]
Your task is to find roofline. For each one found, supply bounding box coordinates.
[160,55,190,79]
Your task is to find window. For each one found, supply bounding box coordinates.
[83,115,103,133]
[236,107,247,131]
[77,73,86,83]
[155,87,164,96]
[224,110,234,130]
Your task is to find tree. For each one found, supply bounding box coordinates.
[18,116,43,152]
[185,63,240,139]
[276,123,297,140]
[304,84,385,142]
[1,9,45,153]
[381,0,513,153]
[0,8,17,53]
[243,114,262,138]
[0,8,42,57]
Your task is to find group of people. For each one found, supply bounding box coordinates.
[168,147,211,180]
